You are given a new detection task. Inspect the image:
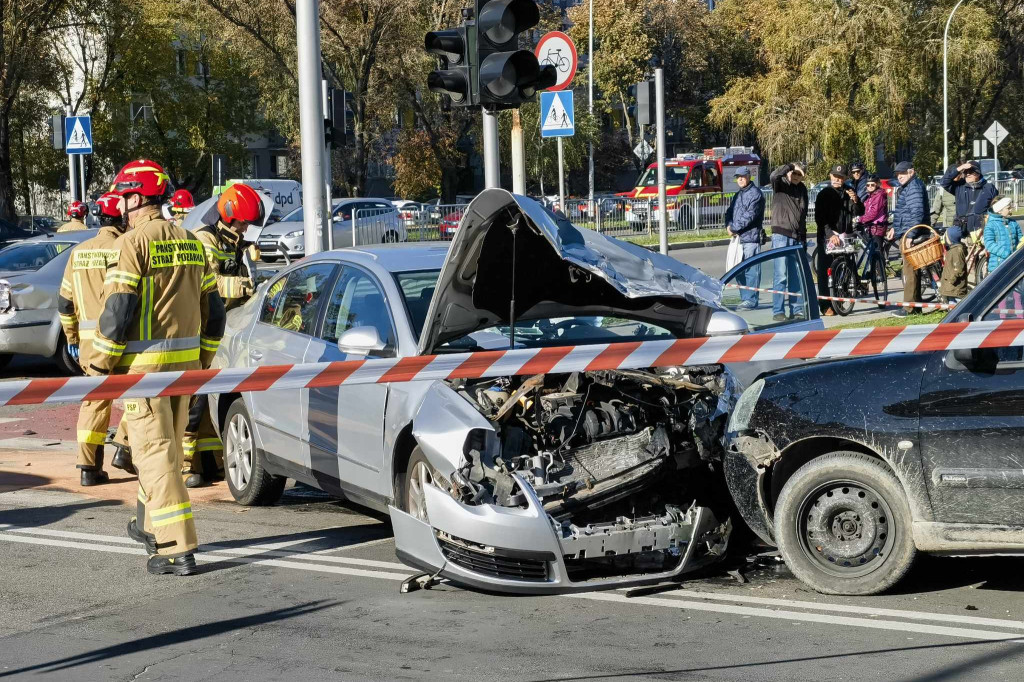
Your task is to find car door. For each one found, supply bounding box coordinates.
[247,262,339,467]
[920,272,1024,525]
[302,263,397,502]
[721,244,821,332]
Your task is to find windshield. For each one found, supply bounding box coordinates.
[637,166,691,188]
[439,316,676,352]
[394,269,440,340]
[0,241,73,271]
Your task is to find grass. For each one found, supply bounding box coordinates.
[621,229,730,247]
[832,310,948,329]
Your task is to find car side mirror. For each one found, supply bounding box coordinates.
[338,326,387,357]
[952,347,977,366]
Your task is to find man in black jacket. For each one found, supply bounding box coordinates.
[850,161,869,202]
[769,163,808,320]
[815,164,864,315]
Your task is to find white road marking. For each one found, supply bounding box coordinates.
[0,417,26,424]
[571,592,1024,643]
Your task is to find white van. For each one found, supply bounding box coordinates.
[225,179,302,223]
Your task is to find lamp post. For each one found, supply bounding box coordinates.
[943,0,968,170]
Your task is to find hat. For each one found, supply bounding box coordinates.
[734,167,751,178]
[866,173,880,183]
[964,161,983,175]
[993,197,1013,213]
[893,161,914,173]
[850,161,866,172]
[790,164,805,177]
[830,164,848,178]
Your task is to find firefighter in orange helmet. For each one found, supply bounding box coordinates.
[93,159,225,575]
[57,201,89,232]
[182,182,271,488]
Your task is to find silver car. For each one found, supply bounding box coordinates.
[258,198,405,261]
[210,190,819,594]
[0,230,96,374]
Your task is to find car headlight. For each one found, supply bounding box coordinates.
[729,378,764,432]
[284,230,303,238]
[0,281,11,313]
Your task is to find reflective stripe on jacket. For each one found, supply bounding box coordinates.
[57,226,123,369]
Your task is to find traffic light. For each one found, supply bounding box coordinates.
[425,26,474,106]
[476,0,555,109]
[629,81,653,126]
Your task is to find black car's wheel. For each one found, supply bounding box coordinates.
[399,447,436,523]
[775,452,917,595]
[828,259,856,316]
[54,333,83,376]
[223,398,286,506]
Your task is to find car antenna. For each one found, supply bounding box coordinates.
[507,212,521,350]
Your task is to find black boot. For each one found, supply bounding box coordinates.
[147,553,197,576]
[127,518,157,554]
[185,473,210,489]
[80,468,109,486]
[110,443,134,474]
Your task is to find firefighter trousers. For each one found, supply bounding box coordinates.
[183,395,223,476]
[124,395,198,556]
[76,398,129,469]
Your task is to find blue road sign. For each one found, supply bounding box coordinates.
[64,115,93,154]
[540,91,574,138]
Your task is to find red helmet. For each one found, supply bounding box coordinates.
[110,159,171,199]
[217,183,264,225]
[91,192,122,219]
[169,189,195,214]
[67,201,87,219]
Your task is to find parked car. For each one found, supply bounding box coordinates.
[17,216,58,232]
[208,189,819,594]
[0,218,47,249]
[257,198,404,261]
[438,210,463,239]
[393,201,430,227]
[725,247,1024,596]
[0,231,96,373]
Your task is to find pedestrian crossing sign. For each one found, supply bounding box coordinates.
[64,115,93,154]
[540,91,574,138]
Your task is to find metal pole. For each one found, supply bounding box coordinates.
[322,79,334,251]
[557,137,565,211]
[587,0,594,216]
[482,109,500,189]
[79,155,86,201]
[511,110,525,194]
[296,0,329,257]
[655,68,668,255]
[66,106,77,202]
[943,0,968,170]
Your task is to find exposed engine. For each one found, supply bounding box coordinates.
[446,367,734,572]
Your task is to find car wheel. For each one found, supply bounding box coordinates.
[54,333,83,376]
[0,353,11,370]
[382,230,400,243]
[399,447,437,523]
[223,398,286,506]
[774,452,916,595]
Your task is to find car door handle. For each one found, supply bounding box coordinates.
[249,349,263,362]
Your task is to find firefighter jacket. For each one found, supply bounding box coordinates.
[91,206,226,374]
[57,218,88,233]
[57,226,124,370]
[194,223,254,311]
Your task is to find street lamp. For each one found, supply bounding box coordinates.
[943,0,969,170]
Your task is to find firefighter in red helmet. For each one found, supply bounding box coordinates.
[181,182,271,488]
[93,159,225,575]
[164,189,196,228]
[57,201,89,232]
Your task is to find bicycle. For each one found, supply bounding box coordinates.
[541,48,570,73]
[826,232,889,316]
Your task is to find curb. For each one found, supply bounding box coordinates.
[637,238,731,252]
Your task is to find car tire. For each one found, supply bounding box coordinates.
[54,333,83,376]
[774,452,916,596]
[223,398,286,506]
[0,353,11,370]
[383,230,400,243]
[398,447,437,523]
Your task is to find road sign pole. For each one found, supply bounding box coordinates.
[483,109,500,189]
[511,110,525,194]
[557,138,565,211]
[655,68,668,256]
[587,0,594,220]
[79,155,86,200]
[296,0,329,257]
[65,106,77,202]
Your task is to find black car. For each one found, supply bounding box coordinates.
[725,248,1024,596]
[0,218,45,248]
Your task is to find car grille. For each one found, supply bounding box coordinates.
[436,532,551,582]
[258,241,279,253]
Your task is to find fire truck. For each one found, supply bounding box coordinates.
[619,147,761,228]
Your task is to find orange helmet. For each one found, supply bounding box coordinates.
[217,183,264,225]
[110,159,171,199]
[169,189,195,214]
[91,193,122,220]
[67,200,87,219]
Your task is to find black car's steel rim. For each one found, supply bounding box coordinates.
[795,479,897,578]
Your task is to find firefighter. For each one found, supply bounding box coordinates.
[93,159,225,576]
[57,201,89,232]
[57,193,134,485]
[182,183,270,488]
[165,189,195,227]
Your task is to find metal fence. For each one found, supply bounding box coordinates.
[352,204,469,246]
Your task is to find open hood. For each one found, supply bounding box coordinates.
[181,191,276,243]
[418,189,727,355]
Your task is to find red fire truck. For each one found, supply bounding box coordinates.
[619,147,761,227]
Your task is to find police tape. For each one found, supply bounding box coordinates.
[1,319,1024,407]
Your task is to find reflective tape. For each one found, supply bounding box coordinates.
[151,502,193,527]
[105,270,141,287]
[77,430,107,445]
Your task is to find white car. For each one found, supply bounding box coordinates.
[257,198,404,262]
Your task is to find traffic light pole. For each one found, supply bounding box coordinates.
[296,0,329,257]
[655,68,668,256]
[482,109,500,189]
[511,110,525,194]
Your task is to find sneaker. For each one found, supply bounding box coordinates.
[127,518,157,555]
[890,308,921,317]
[772,313,787,322]
[737,301,757,310]
[823,308,836,317]
[147,553,197,576]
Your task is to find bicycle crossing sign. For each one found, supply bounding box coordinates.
[540,91,574,138]
[64,115,93,154]
[535,31,577,92]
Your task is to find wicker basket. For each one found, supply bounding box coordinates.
[900,225,944,270]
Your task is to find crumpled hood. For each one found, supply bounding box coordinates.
[418,189,725,354]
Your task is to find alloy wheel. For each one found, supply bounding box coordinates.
[225,413,253,492]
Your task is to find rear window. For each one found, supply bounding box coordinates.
[0,242,73,271]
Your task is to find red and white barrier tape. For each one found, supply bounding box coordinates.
[1,319,1023,406]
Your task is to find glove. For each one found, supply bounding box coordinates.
[68,344,79,361]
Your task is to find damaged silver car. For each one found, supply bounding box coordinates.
[210,189,817,593]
